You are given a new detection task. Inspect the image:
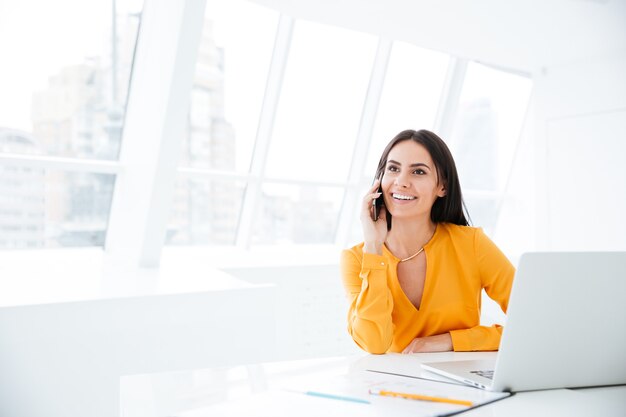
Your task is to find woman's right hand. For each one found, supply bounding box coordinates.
[360,179,388,255]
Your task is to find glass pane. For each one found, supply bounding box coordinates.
[450,62,532,233]
[0,0,142,160]
[451,62,533,192]
[166,177,245,245]
[178,0,278,172]
[365,42,450,177]
[252,184,344,245]
[0,166,114,248]
[265,20,378,183]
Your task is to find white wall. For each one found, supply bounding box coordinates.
[252,0,626,255]
[533,55,626,251]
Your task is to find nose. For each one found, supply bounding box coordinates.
[394,173,410,188]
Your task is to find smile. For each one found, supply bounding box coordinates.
[392,193,416,201]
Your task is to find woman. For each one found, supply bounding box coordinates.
[340,129,514,354]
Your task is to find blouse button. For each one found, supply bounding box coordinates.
[380,262,385,266]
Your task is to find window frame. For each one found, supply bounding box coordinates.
[0,0,533,261]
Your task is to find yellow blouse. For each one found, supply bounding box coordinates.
[340,223,515,353]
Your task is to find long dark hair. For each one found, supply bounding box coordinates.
[374,129,470,228]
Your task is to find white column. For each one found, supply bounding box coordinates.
[105,0,207,267]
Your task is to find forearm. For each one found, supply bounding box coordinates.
[449,325,504,351]
[347,269,394,354]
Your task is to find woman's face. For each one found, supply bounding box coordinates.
[380,140,446,220]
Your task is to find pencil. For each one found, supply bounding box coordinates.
[369,389,474,407]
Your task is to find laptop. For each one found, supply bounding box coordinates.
[421,252,626,392]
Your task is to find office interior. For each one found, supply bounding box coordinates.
[0,0,625,416]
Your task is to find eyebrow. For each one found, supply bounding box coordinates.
[387,159,431,170]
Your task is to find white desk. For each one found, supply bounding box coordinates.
[123,353,626,417]
[0,250,277,417]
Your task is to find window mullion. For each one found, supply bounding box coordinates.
[235,14,294,249]
[334,38,392,247]
[433,57,468,142]
[0,153,121,175]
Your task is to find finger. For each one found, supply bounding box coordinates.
[362,191,382,207]
[367,179,381,194]
[363,198,381,222]
[372,205,387,225]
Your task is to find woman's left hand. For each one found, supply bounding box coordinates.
[402,333,453,353]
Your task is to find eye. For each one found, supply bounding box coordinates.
[413,168,426,175]
[387,165,399,173]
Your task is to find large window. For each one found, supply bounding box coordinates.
[449,62,532,233]
[0,0,141,249]
[167,0,279,246]
[0,168,114,248]
[1,0,533,253]
[365,42,449,175]
[252,184,344,245]
[177,0,278,173]
[265,20,378,183]
[168,178,246,245]
[168,11,380,246]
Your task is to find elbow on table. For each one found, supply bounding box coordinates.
[363,344,390,355]
[351,330,392,354]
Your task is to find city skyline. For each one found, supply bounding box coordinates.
[0,4,340,248]
[0,0,528,250]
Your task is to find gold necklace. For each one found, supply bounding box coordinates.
[399,247,424,262]
[392,225,437,263]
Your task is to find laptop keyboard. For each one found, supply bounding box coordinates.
[470,370,494,380]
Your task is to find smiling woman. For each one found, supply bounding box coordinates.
[375,130,468,230]
[340,129,515,354]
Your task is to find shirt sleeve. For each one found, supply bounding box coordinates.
[340,249,394,354]
[449,229,515,351]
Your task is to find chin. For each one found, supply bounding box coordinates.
[388,206,427,220]
[388,210,417,219]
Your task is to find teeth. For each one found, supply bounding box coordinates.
[393,193,416,200]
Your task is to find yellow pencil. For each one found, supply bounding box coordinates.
[369,389,474,407]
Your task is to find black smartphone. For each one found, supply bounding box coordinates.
[371,177,384,221]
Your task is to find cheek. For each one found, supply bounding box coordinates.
[381,177,393,192]
[380,179,393,207]
[418,179,440,194]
